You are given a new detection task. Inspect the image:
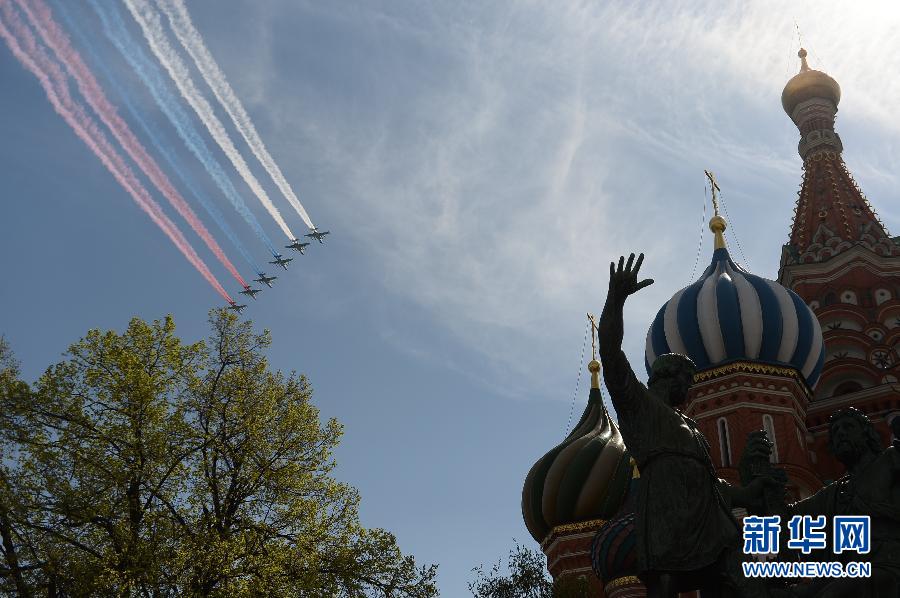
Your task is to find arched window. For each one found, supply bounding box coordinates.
[763,415,779,463]
[717,417,732,467]
[833,381,863,397]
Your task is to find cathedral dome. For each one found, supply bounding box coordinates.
[591,511,638,584]
[644,216,826,388]
[521,360,633,543]
[782,48,841,116]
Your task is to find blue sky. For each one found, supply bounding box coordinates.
[3,1,900,595]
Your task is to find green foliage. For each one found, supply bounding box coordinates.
[468,542,590,598]
[0,314,437,597]
[469,542,551,598]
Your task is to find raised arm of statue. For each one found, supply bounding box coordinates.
[598,253,653,358]
[598,253,654,409]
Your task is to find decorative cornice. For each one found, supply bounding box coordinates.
[782,252,900,288]
[540,518,610,551]
[605,575,642,591]
[693,361,809,391]
[547,518,608,537]
[781,229,900,283]
[816,304,874,323]
[807,383,900,417]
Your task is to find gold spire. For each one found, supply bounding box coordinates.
[798,47,810,73]
[704,169,728,249]
[587,313,601,389]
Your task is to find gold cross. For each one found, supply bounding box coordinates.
[704,169,721,218]
[587,312,598,360]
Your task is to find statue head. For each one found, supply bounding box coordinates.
[648,353,696,407]
[828,407,882,466]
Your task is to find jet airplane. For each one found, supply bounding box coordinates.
[285,239,310,254]
[305,227,330,244]
[228,301,247,314]
[269,254,293,270]
[254,273,277,288]
[239,286,262,300]
[284,239,309,255]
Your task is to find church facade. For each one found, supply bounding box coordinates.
[522,50,900,597]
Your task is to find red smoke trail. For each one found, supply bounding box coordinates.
[17,0,248,289]
[0,1,233,303]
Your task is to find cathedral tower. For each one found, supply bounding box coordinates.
[778,49,900,481]
[525,47,900,597]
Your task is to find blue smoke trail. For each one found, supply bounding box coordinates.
[85,0,280,260]
[52,0,266,277]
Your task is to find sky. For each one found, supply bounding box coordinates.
[3,1,900,595]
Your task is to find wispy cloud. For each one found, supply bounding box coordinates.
[217,0,900,397]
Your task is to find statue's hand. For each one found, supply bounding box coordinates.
[608,253,654,304]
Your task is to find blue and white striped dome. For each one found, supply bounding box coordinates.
[644,247,825,388]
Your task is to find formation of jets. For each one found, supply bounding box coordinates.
[225,227,330,313]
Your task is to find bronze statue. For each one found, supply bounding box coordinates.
[752,408,900,598]
[598,253,776,597]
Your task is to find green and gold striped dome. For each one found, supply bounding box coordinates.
[521,359,633,543]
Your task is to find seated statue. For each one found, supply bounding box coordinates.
[745,408,900,598]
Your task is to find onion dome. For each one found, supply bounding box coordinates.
[780,49,898,265]
[522,358,632,543]
[645,213,826,388]
[782,48,841,117]
[590,512,638,584]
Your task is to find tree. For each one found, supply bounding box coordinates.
[0,312,437,597]
[0,336,39,597]
[468,542,589,598]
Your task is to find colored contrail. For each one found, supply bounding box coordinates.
[16,0,248,290]
[124,0,296,241]
[0,1,232,302]
[52,0,265,276]
[158,0,315,230]
[87,0,279,260]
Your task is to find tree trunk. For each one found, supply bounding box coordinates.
[0,501,32,598]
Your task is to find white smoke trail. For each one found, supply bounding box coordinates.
[123,0,295,240]
[0,0,232,303]
[158,0,315,230]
